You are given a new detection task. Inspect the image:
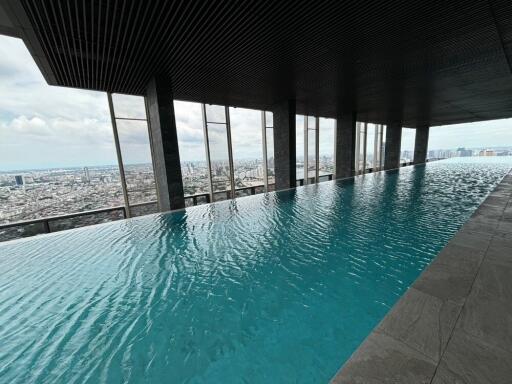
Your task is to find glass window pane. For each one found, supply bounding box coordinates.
[307,128,316,178]
[229,107,264,190]
[116,119,157,205]
[205,104,226,123]
[366,123,376,170]
[319,118,335,175]
[307,115,315,130]
[266,128,275,186]
[207,122,232,193]
[381,125,387,166]
[0,35,126,225]
[357,122,366,173]
[265,111,273,127]
[174,101,210,196]
[112,94,146,120]
[401,128,416,164]
[296,115,305,181]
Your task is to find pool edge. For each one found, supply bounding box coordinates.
[330,168,512,384]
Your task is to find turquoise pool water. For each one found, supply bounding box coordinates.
[1,158,511,383]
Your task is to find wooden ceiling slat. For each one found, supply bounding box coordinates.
[18,0,512,127]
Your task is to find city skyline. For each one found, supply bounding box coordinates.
[3,144,512,173]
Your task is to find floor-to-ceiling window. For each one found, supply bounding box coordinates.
[365,123,386,171]
[0,35,135,237]
[318,118,336,179]
[203,104,234,201]
[262,111,275,190]
[109,93,158,217]
[400,127,416,164]
[297,115,331,185]
[306,116,318,183]
[381,125,387,168]
[174,100,210,206]
[365,123,376,171]
[355,122,366,174]
[355,122,386,174]
[375,124,386,170]
[229,107,265,197]
[296,115,305,185]
[175,102,274,204]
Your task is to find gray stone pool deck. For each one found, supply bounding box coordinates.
[331,171,512,384]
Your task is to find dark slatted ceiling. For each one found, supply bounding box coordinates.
[13,0,512,127]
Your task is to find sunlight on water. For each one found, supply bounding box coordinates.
[0,157,511,383]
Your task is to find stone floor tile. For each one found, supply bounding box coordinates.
[472,260,512,299]
[457,289,512,354]
[433,243,485,272]
[485,242,512,267]
[448,230,492,251]
[482,195,510,208]
[497,220,512,234]
[412,259,478,305]
[331,332,436,384]
[431,329,512,384]
[376,288,461,361]
[460,220,499,235]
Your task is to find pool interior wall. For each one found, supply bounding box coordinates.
[0,157,511,383]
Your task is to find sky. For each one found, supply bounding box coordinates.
[0,34,511,171]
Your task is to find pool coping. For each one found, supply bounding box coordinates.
[331,169,512,384]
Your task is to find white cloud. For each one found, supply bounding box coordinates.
[429,120,512,150]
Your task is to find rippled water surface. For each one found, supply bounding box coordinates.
[1,158,511,383]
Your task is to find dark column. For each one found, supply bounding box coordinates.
[146,76,185,211]
[384,122,402,170]
[273,100,296,190]
[413,125,430,164]
[335,111,357,179]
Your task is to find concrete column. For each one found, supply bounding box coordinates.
[384,122,402,170]
[335,111,357,179]
[145,76,185,211]
[413,125,430,164]
[273,100,296,190]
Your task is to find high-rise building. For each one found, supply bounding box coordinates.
[82,167,90,183]
[479,149,497,157]
[14,175,24,186]
[456,147,473,157]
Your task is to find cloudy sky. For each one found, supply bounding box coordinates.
[1,35,511,171]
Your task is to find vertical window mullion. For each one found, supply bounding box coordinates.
[333,118,337,177]
[201,103,214,202]
[224,106,236,198]
[315,117,320,183]
[261,111,269,192]
[362,122,368,174]
[107,92,131,218]
[303,115,308,184]
[354,122,360,175]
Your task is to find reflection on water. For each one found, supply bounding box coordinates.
[0,157,511,383]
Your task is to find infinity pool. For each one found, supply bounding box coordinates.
[1,158,511,383]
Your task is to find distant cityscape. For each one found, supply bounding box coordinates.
[0,147,509,226]
[426,146,512,159]
[0,164,156,225]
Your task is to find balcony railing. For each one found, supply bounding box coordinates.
[1,176,340,243]
[0,201,157,243]
[296,173,334,186]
